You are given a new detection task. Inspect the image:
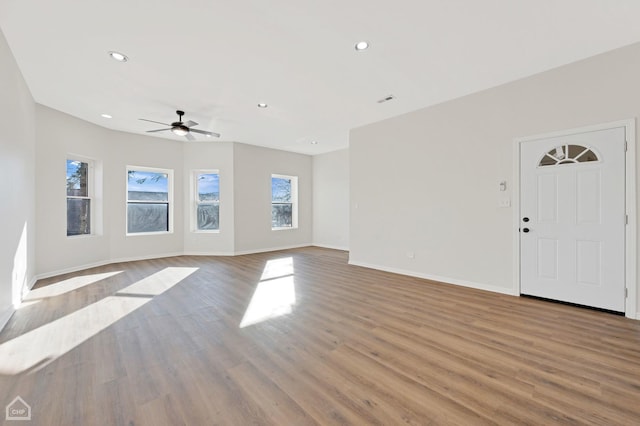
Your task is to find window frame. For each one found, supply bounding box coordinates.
[192,169,220,233]
[126,165,174,236]
[66,156,94,238]
[271,173,298,231]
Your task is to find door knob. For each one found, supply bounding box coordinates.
[522,228,530,233]
[522,217,530,222]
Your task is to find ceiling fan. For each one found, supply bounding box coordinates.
[139,110,220,140]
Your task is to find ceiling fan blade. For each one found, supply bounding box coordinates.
[184,120,198,128]
[190,128,221,138]
[139,118,171,126]
[146,128,172,133]
[185,132,196,141]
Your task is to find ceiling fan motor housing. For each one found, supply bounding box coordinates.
[172,110,185,126]
[171,110,188,134]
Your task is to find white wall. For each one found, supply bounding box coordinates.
[36,106,185,276]
[0,29,36,329]
[34,107,315,276]
[183,142,235,255]
[107,131,185,262]
[233,143,312,253]
[350,42,640,306]
[312,149,349,250]
[36,106,109,274]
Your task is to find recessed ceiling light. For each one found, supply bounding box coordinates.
[257,103,268,108]
[355,41,369,51]
[108,51,128,62]
[310,141,318,145]
[101,113,112,119]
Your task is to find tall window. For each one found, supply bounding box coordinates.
[66,158,92,236]
[194,171,220,231]
[127,167,173,234]
[271,174,298,230]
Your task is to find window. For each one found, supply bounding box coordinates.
[539,144,599,166]
[194,171,220,231]
[271,174,298,229]
[66,158,92,236]
[127,167,173,234]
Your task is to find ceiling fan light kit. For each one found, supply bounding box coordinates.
[139,110,220,140]
[171,126,189,136]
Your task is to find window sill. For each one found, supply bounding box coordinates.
[66,234,95,239]
[126,231,173,237]
[272,227,297,231]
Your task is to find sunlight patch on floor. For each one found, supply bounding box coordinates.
[240,257,296,328]
[23,271,123,302]
[0,267,198,375]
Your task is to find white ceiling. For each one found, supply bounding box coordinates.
[2,1,640,155]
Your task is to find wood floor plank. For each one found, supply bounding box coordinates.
[1,247,639,425]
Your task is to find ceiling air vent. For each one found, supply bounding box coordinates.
[377,95,395,104]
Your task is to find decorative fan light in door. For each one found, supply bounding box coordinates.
[538,144,599,166]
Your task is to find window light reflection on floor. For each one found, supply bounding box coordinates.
[0,267,198,375]
[239,257,296,328]
[22,271,123,302]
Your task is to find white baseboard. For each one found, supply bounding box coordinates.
[0,305,15,333]
[1,276,39,333]
[179,246,323,257]
[312,243,349,251]
[36,252,184,280]
[34,245,317,281]
[37,259,113,280]
[233,244,311,256]
[183,251,235,256]
[108,252,185,265]
[347,260,518,296]
[27,276,37,291]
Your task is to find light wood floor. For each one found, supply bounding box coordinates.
[1,247,640,425]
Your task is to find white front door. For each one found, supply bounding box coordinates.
[520,127,626,312]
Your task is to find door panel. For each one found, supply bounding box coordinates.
[576,170,601,224]
[520,127,625,312]
[537,174,558,223]
[537,238,558,279]
[576,240,600,286]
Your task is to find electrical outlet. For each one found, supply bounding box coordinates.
[499,198,511,208]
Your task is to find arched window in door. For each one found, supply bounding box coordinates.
[539,144,599,166]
